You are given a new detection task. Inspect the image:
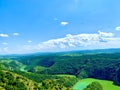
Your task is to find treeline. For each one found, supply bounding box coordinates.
[14,70,78,89]
[84,82,103,90]
[33,53,120,86]
[1,52,120,88]
[0,69,78,90]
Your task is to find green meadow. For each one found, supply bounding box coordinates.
[73,78,120,90]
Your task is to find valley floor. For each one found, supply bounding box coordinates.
[73,78,120,90]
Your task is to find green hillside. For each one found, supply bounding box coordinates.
[0,49,120,89]
[0,70,40,90]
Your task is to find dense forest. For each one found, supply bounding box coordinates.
[0,70,40,90]
[0,49,120,90]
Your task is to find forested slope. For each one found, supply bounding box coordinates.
[0,49,120,89]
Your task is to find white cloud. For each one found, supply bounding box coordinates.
[0,34,9,37]
[25,31,117,52]
[27,40,32,43]
[60,21,68,26]
[98,30,114,37]
[13,33,19,36]
[115,26,120,31]
[15,31,120,53]
[2,42,8,45]
[1,31,120,54]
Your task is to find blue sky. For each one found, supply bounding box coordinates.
[0,0,120,54]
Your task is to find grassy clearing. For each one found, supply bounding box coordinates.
[73,78,120,90]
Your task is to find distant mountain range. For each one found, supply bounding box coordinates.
[1,48,120,57]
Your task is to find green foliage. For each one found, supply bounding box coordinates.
[14,70,78,89]
[77,69,88,79]
[37,53,120,86]
[73,78,120,90]
[84,81,103,90]
[41,79,67,90]
[0,60,26,71]
[114,68,120,85]
[1,50,120,90]
[14,70,59,82]
[40,76,77,90]
[0,70,40,90]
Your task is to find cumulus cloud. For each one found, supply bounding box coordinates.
[115,26,120,31]
[98,30,114,37]
[0,34,9,37]
[13,33,19,36]
[1,31,120,54]
[17,31,120,53]
[27,30,118,52]
[60,21,68,26]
